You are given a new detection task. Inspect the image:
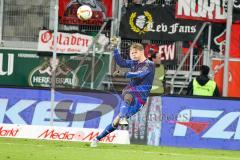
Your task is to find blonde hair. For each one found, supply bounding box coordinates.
[130,43,144,51]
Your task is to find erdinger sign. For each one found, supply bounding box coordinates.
[0,124,130,144]
[161,96,240,150]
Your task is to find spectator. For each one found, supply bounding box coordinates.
[147,45,165,94]
[186,65,220,96]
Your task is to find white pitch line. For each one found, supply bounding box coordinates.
[142,151,239,160]
[0,142,239,160]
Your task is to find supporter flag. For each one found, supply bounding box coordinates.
[120,5,202,41]
[212,59,240,97]
[59,0,112,25]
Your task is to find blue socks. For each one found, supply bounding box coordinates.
[120,98,132,118]
[96,123,117,141]
[120,105,129,118]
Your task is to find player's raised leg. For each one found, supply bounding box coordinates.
[119,93,134,125]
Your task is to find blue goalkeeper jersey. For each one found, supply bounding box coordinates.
[114,48,155,104]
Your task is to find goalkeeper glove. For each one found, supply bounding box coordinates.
[108,36,120,50]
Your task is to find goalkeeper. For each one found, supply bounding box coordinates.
[91,42,155,147]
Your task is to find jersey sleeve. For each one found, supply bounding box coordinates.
[113,48,135,68]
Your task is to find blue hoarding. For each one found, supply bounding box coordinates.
[0,88,122,129]
[160,96,240,150]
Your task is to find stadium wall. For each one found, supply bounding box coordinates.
[0,87,240,150]
[160,96,240,150]
[0,87,130,144]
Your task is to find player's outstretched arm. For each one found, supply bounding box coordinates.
[113,48,135,68]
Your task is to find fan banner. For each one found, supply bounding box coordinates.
[144,43,176,64]
[176,0,240,23]
[119,5,203,41]
[37,30,109,54]
[212,58,240,98]
[38,30,93,54]
[211,23,226,53]
[229,24,240,57]
[212,23,240,57]
[59,0,112,25]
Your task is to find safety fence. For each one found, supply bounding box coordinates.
[0,0,205,92]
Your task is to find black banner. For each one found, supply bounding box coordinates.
[119,5,203,41]
[233,0,240,23]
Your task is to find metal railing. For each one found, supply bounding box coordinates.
[170,22,211,94]
[177,52,204,94]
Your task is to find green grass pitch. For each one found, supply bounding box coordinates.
[0,138,239,160]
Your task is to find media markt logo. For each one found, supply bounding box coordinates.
[28,57,79,88]
[129,11,153,34]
